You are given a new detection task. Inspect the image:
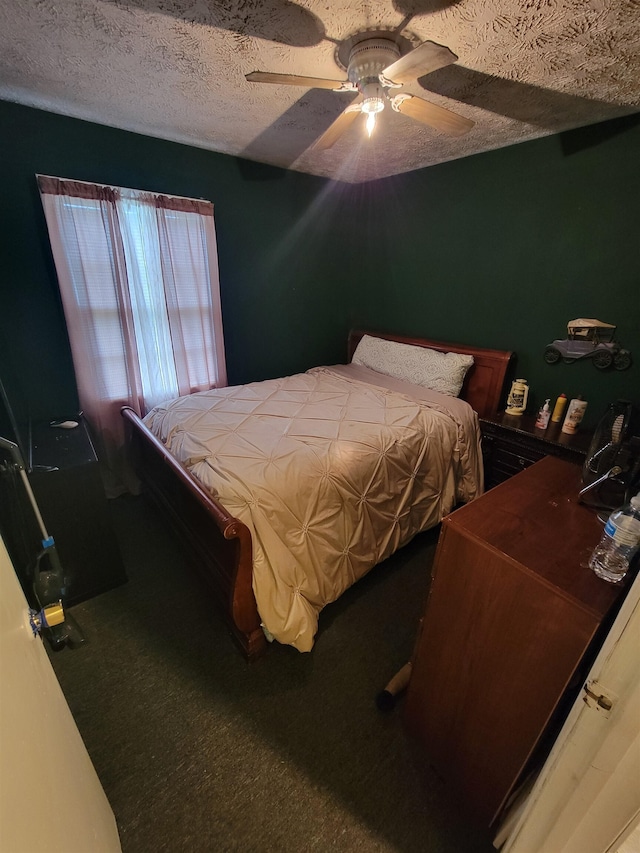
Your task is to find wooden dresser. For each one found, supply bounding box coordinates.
[403,456,625,829]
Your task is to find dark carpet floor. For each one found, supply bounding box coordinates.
[48,494,496,853]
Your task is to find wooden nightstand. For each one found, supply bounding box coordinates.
[480,412,593,489]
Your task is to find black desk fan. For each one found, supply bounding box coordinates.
[579,400,640,515]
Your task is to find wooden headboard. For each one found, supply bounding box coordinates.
[348,329,514,419]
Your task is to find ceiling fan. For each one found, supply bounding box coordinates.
[246,30,475,150]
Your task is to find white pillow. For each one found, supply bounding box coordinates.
[352,334,474,397]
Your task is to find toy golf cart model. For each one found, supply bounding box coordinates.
[544,319,632,370]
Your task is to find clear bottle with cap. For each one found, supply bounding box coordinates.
[588,493,640,583]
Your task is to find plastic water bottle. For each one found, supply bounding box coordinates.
[589,493,640,583]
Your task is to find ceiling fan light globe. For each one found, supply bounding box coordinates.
[362,96,384,115]
[361,81,385,114]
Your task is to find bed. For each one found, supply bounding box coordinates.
[122,329,513,661]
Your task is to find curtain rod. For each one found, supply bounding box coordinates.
[35,174,210,204]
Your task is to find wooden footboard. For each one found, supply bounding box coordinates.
[121,406,267,661]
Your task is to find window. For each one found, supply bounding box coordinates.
[38,176,227,494]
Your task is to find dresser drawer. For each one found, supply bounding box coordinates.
[492,443,545,475]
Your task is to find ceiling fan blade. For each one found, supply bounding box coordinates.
[246,71,354,91]
[381,41,458,86]
[312,102,363,150]
[391,94,474,136]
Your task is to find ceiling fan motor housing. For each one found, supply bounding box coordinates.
[347,38,400,111]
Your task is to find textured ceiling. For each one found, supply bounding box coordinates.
[1,0,639,183]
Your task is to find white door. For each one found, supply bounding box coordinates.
[0,534,121,853]
[501,570,640,853]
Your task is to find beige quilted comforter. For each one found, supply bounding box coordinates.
[143,364,483,651]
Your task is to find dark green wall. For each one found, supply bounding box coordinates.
[1,100,638,431]
[0,101,355,421]
[346,114,640,427]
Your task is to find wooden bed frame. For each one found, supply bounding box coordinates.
[122,330,514,661]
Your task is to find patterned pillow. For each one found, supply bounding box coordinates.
[352,335,474,397]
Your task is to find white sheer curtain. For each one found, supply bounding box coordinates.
[38,176,227,495]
